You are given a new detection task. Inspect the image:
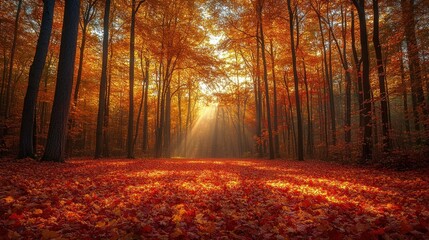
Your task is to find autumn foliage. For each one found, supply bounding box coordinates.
[1,158,428,239]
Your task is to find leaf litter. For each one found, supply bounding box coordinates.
[0,158,428,239]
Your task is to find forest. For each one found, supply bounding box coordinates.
[0,0,428,239]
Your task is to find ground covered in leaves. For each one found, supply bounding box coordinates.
[0,158,428,239]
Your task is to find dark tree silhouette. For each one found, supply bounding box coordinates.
[287,0,304,161]
[352,0,373,163]
[373,0,390,152]
[42,0,80,162]
[18,0,55,158]
[127,0,146,159]
[95,0,111,158]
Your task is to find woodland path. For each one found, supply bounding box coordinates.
[0,158,428,239]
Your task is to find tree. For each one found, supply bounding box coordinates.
[287,0,303,161]
[401,0,428,141]
[42,0,80,162]
[73,0,98,106]
[127,0,145,159]
[352,0,373,163]
[18,0,55,158]
[95,0,111,158]
[4,0,23,119]
[372,0,390,152]
[256,0,274,159]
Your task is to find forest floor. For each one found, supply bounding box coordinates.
[0,158,428,239]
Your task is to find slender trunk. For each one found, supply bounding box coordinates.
[95,0,111,158]
[74,24,87,106]
[255,26,263,157]
[302,60,313,156]
[351,10,364,128]
[287,0,303,160]
[400,46,411,141]
[127,0,137,158]
[401,0,428,141]
[142,59,149,153]
[284,75,296,158]
[4,0,23,119]
[133,81,144,151]
[352,0,373,162]
[341,7,352,144]
[373,0,390,152]
[164,86,171,157]
[39,52,53,135]
[270,40,280,158]
[184,83,192,156]
[257,0,274,159]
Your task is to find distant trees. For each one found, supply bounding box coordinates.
[4,0,23,120]
[401,0,428,142]
[73,0,98,106]
[1,0,428,163]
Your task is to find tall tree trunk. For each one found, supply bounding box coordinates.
[133,80,144,152]
[164,86,171,157]
[352,0,373,163]
[302,60,313,156]
[142,59,149,153]
[269,40,280,158]
[341,6,352,144]
[127,0,145,158]
[257,0,274,159]
[287,0,304,161]
[401,0,428,141]
[18,0,55,158]
[255,26,263,158]
[351,10,364,129]
[400,45,411,141]
[42,0,80,162]
[95,0,111,158]
[4,0,23,119]
[315,8,336,147]
[373,0,390,152]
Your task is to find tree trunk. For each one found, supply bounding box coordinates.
[287,0,304,161]
[352,0,373,163]
[164,86,171,157]
[401,0,428,141]
[373,0,390,152]
[42,0,80,162]
[400,45,411,141]
[142,59,149,153]
[269,40,280,158]
[73,0,98,106]
[257,0,274,159]
[255,25,263,158]
[4,0,23,119]
[95,0,111,158]
[127,0,144,158]
[351,10,364,129]
[18,0,55,158]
